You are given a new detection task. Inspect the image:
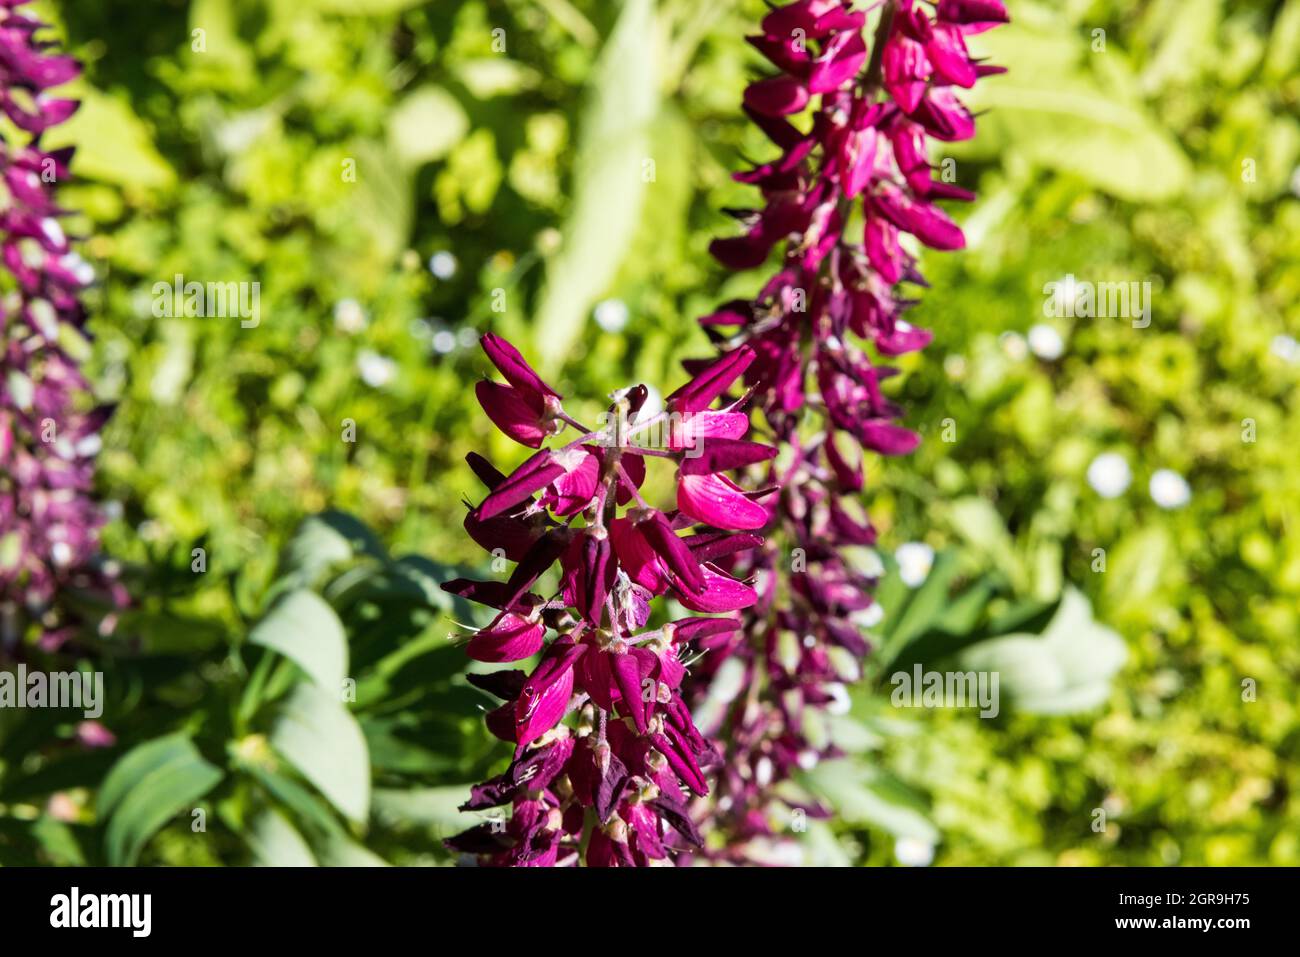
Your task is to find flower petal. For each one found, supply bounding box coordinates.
[480,332,560,411]
[677,472,770,530]
[476,450,567,520]
[475,380,547,447]
[466,612,545,663]
[673,565,758,613]
[678,438,777,476]
[665,346,756,416]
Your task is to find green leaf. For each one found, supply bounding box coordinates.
[269,683,370,823]
[959,589,1127,715]
[800,759,939,843]
[1102,526,1172,616]
[946,496,1021,585]
[52,89,176,191]
[1265,0,1300,79]
[387,86,468,166]
[243,763,347,839]
[248,589,347,692]
[280,511,386,589]
[344,139,412,271]
[879,551,960,662]
[454,59,541,99]
[964,23,1191,201]
[533,0,659,371]
[31,817,86,867]
[307,0,424,12]
[316,834,389,866]
[248,809,317,867]
[98,734,200,818]
[371,786,476,836]
[102,738,223,866]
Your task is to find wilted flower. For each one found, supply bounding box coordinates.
[445,334,773,865]
[685,0,1007,858]
[0,1,125,651]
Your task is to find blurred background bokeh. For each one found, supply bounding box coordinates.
[2,0,1297,865]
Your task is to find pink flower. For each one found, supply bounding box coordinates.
[445,335,771,866]
[684,0,1006,860]
[0,0,125,650]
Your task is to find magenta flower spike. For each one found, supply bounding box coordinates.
[685,0,1008,859]
[0,0,125,651]
[445,335,772,866]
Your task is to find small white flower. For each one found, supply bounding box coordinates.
[1087,452,1131,498]
[429,251,458,280]
[432,329,458,354]
[998,331,1027,360]
[1270,334,1299,364]
[894,837,935,867]
[1149,468,1191,509]
[50,541,73,567]
[357,350,397,388]
[895,542,935,588]
[943,354,967,380]
[593,298,629,333]
[1027,323,1065,360]
[333,298,366,334]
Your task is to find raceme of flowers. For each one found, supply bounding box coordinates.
[685,0,1008,857]
[0,0,124,653]
[443,334,776,866]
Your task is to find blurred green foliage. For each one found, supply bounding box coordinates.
[0,0,1295,865]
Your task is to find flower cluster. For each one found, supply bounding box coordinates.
[0,1,123,651]
[444,334,774,866]
[687,0,1007,856]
